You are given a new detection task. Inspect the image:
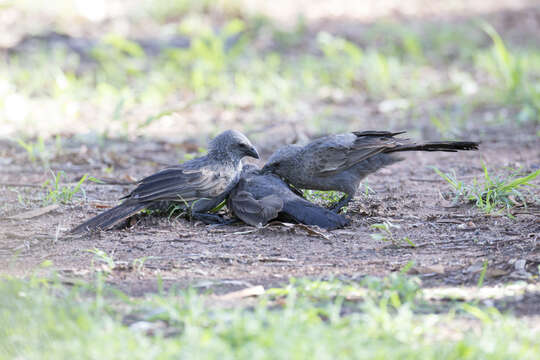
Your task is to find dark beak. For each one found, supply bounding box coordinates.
[246,146,259,159]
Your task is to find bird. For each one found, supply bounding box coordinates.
[70,130,259,233]
[262,130,479,212]
[228,164,349,229]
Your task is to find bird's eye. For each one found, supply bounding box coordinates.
[238,143,247,148]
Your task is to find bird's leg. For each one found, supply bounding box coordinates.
[191,212,229,224]
[330,194,353,213]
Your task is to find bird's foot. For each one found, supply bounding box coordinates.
[329,194,352,213]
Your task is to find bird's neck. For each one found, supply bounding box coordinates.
[209,149,240,166]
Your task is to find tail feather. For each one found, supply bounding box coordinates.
[386,141,479,153]
[70,202,147,234]
[353,130,407,137]
[282,199,349,230]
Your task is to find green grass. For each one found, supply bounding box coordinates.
[0,275,538,359]
[433,165,539,215]
[15,135,64,166]
[302,189,344,206]
[270,268,421,307]
[42,171,93,204]
[146,0,243,23]
[3,6,539,139]
[86,248,117,269]
[16,136,47,164]
[370,221,416,247]
[475,23,540,124]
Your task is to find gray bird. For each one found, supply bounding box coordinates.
[228,165,349,230]
[71,130,259,233]
[262,130,479,212]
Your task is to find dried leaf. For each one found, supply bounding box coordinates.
[125,174,137,182]
[91,202,113,209]
[271,222,330,240]
[408,264,445,275]
[295,223,330,240]
[217,286,265,300]
[485,268,509,278]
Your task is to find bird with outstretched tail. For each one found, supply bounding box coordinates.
[262,130,479,212]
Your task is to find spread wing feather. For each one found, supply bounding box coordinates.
[125,167,227,203]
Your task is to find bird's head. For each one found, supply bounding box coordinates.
[209,130,259,162]
[261,144,301,177]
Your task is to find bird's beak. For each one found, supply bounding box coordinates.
[247,146,259,159]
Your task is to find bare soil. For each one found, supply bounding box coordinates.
[1,125,538,313]
[1,0,539,316]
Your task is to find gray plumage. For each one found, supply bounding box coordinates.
[228,165,349,229]
[262,130,479,212]
[71,130,259,233]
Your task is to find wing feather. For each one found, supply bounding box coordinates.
[127,167,229,203]
[306,132,409,176]
[229,191,283,227]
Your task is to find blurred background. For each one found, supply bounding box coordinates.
[0,0,539,152]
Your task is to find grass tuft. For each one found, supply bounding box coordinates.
[370,221,416,247]
[433,165,539,215]
[42,171,92,204]
[476,22,540,123]
[16,137,48,165]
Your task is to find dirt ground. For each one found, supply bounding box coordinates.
[0,0,539,317]
[1,123,538,309]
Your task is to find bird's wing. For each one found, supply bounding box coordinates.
[307,132,408,176]
[126,166,231,203]
[229,191,283,227]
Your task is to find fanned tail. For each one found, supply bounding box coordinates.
[70,202,147,234]
[282,199,349,230]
